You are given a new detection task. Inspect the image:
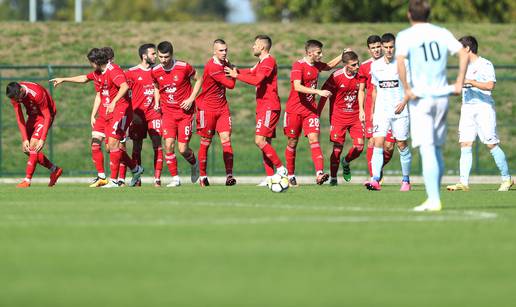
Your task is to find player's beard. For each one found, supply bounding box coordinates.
[146,58,155,67]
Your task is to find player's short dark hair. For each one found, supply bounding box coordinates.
[87,48,109,65]
[213,38,226,46]
[139,43,156,60]
[409,0,430,22]
[305,39,323,51]
[101,47,115,61]
[157,41,173,55]
[255,34,272,51]
[6,82,22,99]
[381,33,396,44]
[342,51,359,64]
[459,36,478,54]
[366,35,381,47]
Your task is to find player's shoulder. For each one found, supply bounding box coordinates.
[332,68,345,78]
[478,57,494,68]
[175,60,188,67]
[152,64,164,72]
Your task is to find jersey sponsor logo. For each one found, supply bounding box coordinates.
[143,88,154,96]
[379,80,399,88]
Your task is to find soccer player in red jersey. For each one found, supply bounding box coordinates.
[152,41,201,187]
[6,82,62,188]
[319,51,365,186]
[89,48,144,188]
[196,39,236,187]
[283,39,342,186]
[50,48,108,187]
[358,35,395,181]
[225,35,287,185]
[124,43,164,187]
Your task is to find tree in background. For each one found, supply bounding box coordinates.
[252,0,516,23]
[0,0,228,21]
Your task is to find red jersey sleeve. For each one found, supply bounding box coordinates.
[315,61,331,71]
[111,68,127,87]
[210,65,235,89]
[186,63,196,78]
[318,75,336,115]
[236,61,272,86]
[12,101,29,141]
[290,61,303,82]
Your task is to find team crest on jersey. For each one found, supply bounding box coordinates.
[290,129,295,134]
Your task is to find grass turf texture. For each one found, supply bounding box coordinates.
[1,184,515,306]
[0,22,514,177]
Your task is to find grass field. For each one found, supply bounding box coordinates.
[0,22,514,177]
[1,183,515,306]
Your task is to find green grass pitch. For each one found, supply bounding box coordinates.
[1,183,515,306]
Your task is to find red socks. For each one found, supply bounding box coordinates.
[383,149,393,167]
[221,141,234,176]
[154,146,163,179]
[366,145,374,177]
[165,153,178,177]
[310,142,324,173]
[25,150,38,180]
[285,145,296,176]
[91,143,105,174]
[344,144,364,164]
[37,152,54,169]
[330,144,343,178]
[198,139,211,177]
[260,143,283,169]
[109,148,122,180]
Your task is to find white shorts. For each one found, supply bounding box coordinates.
[408,97,448,148]
[458,103,499,144]
[373,115,410,141]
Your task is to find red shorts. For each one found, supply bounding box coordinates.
[163,112,194,143]
[330,121,364,144]
[129,109,162,140]
[26,116,54,140]
[107,104,132,141]
[283,112,320,138]
[256,110,280,138]
[196,108,232,138]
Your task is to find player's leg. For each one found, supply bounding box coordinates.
[105,136,123,187]
[255,110,286,181]
[366,115,388,190]
[383,133,395,168]
[413,98,447,211]
[365,120,375,177]
[150,134,163,187]
[329,124,345,185]
[392,116,412,191]
[164,137,181,187]
[31,118,61,186]
[342,122,365,182]
[177,115,198,183]
[217,110,235,186]
[283,112,302,186]
[196,109,215,187]
[448,105,474,191]
[304,115,327,185]
[90,116,108,187]
[478,104,512,191]
[117,141,128,186]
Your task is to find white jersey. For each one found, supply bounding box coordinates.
[396,23,463,98]
[371,57,408,118]
[462,56,496,105]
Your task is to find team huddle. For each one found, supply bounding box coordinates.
[5,0,512,211]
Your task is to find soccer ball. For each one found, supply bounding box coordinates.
[267,174,289,193]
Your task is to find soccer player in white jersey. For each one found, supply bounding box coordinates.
[365,33,412,192]
[446,36,513,192]
[396,0,469,211]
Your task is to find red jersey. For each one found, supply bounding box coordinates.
[236,54,281,113]
[125,65,156,113]
[196,57,236,112]
[152,61,195,115]
[99,62,129,115]
[320,68,365,124]
[286,59,330,116]
[358,58,375,117]
[11,82,56,141]
[86,70,102,92]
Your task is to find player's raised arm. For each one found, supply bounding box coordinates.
[317,75,335,115]
[211,69,236,89]
[49,75,90,87]
[293,79,331,98]
[453,47,469,94]
[324,54,343,71]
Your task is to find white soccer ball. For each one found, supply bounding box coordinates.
[267,174,289,193]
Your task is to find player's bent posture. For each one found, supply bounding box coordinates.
[225,35,287,185]
[446,36,513,192]
[152,41,201,187]
[366,33,412,192]
[196,39,236,187]
[396,0,468,211]
[358,35,396,181]
[283,39,342,186]
[90,49,144,188]
[50,48,107,187]
[6,82,62,187]
[125,43,164,187]
[318,51,365,186]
